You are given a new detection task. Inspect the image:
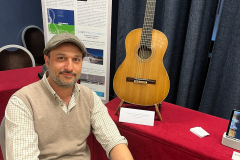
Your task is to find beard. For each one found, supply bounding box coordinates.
[48,68,79,88]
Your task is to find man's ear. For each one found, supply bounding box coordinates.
[44,55,49,68]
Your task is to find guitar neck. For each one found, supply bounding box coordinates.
[140,0,156,48]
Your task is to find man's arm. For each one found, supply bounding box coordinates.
[90,92,133,159]
[110,143,133,160]
[5,96,40,160]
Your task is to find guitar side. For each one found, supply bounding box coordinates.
[113,28,170,106]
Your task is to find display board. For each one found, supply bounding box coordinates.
[41,0,112,103]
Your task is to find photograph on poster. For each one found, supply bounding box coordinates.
[94,91,104,97]
[47,8,74,35]
[83,48,103,65]
[80,73,105,85]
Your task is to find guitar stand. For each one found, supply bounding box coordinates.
[114,99,162,121]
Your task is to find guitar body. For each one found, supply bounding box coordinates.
[113,28,170,106]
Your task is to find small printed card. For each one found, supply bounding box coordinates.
[232,151,240,160]
[190,127,210,138]
[119,107,155,126]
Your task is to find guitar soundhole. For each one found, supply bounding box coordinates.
[138,45,152,59]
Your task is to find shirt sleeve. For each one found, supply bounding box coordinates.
[90,92,128,159]
[5,95,40,160]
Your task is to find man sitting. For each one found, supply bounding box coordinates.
[5,33,133,160]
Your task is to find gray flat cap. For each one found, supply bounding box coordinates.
[43,33,87,58]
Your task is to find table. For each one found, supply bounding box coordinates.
[0,67,42,160]
[0,66,42,121]
[1,67,238,160]
[93,98,239,160]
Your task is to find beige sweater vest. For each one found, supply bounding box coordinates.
[14,80,94,160]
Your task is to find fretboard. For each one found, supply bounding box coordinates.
[140,0,156,48]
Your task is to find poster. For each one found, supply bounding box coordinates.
[41,0,111,103]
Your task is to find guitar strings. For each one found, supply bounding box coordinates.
[136,0,155,81]
[144,0,155,79]
[138,1,149,80]
[136,0,146,80]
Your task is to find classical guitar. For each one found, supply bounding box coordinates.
[113,0,170,109]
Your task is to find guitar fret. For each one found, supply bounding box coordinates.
[140,0,156,47]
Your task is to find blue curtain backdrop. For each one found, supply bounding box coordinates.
[113,0,219,113]
[199,0,240,119]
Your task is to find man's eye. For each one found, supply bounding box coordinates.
[74,58,80,62]
[58,57,64,60]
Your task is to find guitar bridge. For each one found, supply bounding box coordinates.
[126,77,156,85]
[134,79,147,84]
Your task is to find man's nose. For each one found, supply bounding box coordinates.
[64,59,73,71]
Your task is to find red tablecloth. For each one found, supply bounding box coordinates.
[1,67,238,159]
[0,66,42,160]
[93,98,238,160]
[0,66,42,121]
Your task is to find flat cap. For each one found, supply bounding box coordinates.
[43,33,87,58]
